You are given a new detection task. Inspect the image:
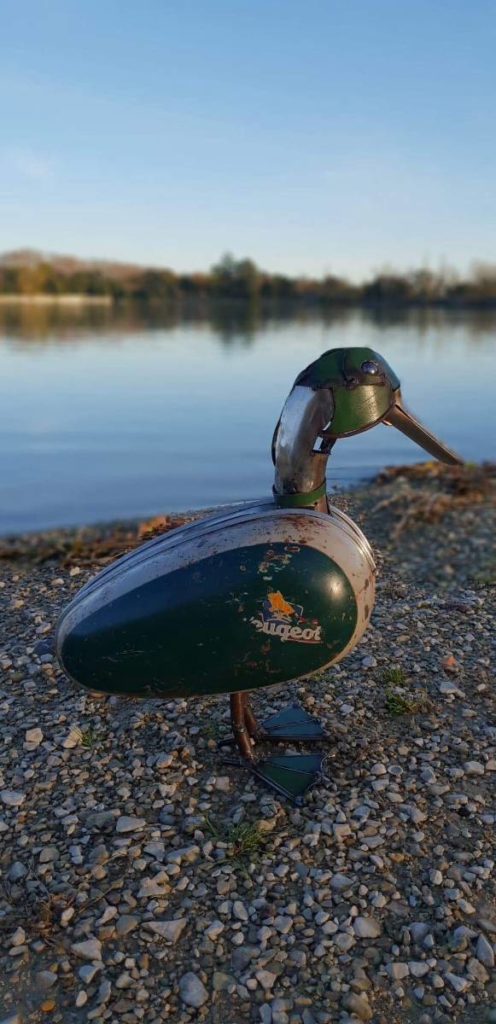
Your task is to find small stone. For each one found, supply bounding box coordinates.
[361,655,377,669]
[333,822,352,840]
[115,972,132,989]
[138,877,169,898]
[439,680,464,696]
[467,957,489,983]
[256,970,277,992]
[39,846,58,863]
[465,761,484,775]
[386,963,409,980]
[331,873,353,891]
[410,922,430,943]
[25,727,43,746]
[233,900,249,922]
[408,961,430,978]
[116,915,139,936]
[343,992,373,1021]
[166,844,200,864]
[179,972,209,1008]
[8,862,26,881]
[429,869,443,885]
[146,919,187,943]
[155,753,174,769]
[79,964,102,984]
[476,933,495,967]
[274,916,293,934]
[75,991,88,1008]
[451,924,477,950]
[62,726,82,749]
[445,973,469,993]
[116,816,146,833]
[206,920,224,941]
[212,971,236,992]
[10,927,26,947]
[1,790,26,808]
[214,776,231,793]
[71,938,102,961]
[354,916,382,939]
[36,971,57,990]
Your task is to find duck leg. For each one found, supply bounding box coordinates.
[224,692,324,804]
[239,693,324,745]
[230,692,254,761]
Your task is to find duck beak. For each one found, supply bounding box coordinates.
[384,392,463,466]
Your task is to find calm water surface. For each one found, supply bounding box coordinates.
[0,303,494,534]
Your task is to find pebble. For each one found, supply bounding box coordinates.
[62,726,82,748]
[116,915,139,936]
[25,727,43,746]
[387,963,409,980]
[71,938,102,961]
[0,790,26,807]
[353,916,382,938]
[256,970,278,991]
[79,964,102,984]
[445,973,469,993]
[179,972,209,1008]
[36,971,57,990]
[343,992,373,1021]
[146,919,187,943]
[476,933,495,967]
[116,815,146,833]
[206,920,224,941]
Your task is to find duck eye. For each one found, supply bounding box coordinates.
[361,360,379,375]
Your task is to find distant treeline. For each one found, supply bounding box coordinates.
[2,253,496,307]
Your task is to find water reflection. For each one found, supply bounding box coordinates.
[0,302,494,534]
[1,298,496,349]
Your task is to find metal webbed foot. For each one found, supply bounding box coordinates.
[252,753,324,803]
[260,702,325,743]
[221,752,324,804]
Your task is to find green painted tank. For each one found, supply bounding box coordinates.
[56,501,375,698]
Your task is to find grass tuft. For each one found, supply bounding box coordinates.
[204,816,267,861]
[381,666,407,687]
[385,687,433,716]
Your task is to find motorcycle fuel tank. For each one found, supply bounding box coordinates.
[56,501,375,699]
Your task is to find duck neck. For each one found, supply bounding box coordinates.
[272,385,335,514]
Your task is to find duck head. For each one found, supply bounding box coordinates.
[296,346,462,462]
[272,346,462,506]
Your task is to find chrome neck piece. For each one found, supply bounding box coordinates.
[272,385,334,511]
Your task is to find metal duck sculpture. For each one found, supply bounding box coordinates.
[56,348,462,802]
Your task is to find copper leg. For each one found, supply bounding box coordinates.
[230,693,254,761]
[243,696,260,740]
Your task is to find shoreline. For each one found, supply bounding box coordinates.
[0,293,113,305]
[1,464,494,584]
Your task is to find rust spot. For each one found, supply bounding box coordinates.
[364,605,370,618]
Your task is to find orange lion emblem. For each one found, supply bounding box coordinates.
[266,591,297,621]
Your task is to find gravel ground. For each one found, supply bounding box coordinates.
[0,464,495,1024]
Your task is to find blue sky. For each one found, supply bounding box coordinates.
[1,0,495,278]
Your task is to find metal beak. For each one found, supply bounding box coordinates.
[384,393,463,466]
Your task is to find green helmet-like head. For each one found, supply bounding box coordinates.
[295,346,462,465]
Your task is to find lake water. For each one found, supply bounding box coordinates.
[0,302,494,535]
